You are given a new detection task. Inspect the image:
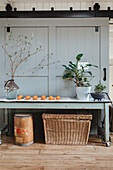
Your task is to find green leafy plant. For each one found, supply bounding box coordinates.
[94,83,106,93]
[62,53,98,87]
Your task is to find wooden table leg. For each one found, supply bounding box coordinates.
[0,109,8,144]
[0,130,2,145]
[4,109,9,135]
[104,103,110,147]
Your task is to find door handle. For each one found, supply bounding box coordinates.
[103,68,106,81]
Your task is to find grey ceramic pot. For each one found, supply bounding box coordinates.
[90,92,105,101]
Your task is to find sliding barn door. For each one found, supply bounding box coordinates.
[53,27,100,97]
[4,27,49,96]
[4,26,100,97]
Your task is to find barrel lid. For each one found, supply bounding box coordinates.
[14,114,32,118]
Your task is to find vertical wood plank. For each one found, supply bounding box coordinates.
[99,2,106,10]
[100,22,109,92]
[86,2,93,10]
[24,3,31,10]
[84,27,100,90]
[55,3,62,10]
[49,3,56,10]
[16,3,24,11]
[80,2,87,10]
[31,3,37,10]
[58,27,69,97]
[43,3,50,10]
[13,3,18,10]
[76,27,84,54]
[106,2,113,10]
[37,3,43,10]
[67,2,74,10]
[109,65,113,101]
[0,23,5,127]
[0,5,5,11]
[0,24,5,97]
[49,27,56,96]
[68,27,77,96]
[111,2,113,10]
[74,2,81,10]
[61,3,68,10]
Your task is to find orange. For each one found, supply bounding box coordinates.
[17,96,22,100]
[49,96,53,100]
[25,96,31,100]
[53,98,56,100]
[19,95,23,99]
[17,95,23,100]
[41,95,46,100]
[33,95,39,100]
[56,96,61,100]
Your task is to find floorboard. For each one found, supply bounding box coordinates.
[0,135,113,170]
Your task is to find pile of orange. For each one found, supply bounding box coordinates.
[41,95,61,100]
[17,95,61,100]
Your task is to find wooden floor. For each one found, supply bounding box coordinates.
[0,135,113,170]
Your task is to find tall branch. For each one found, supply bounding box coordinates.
[2,45,14,78]
[13,48,41,76]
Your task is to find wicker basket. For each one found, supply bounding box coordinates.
[42,114,92,145]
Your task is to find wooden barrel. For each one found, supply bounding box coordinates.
[14,114,34,146]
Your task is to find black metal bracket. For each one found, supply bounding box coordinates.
[5,4,12,12]
[95,26,99,32]
[7,27,10,32]
[0,3,113,19]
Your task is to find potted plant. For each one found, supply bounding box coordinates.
[90,83,106,101]
[62,53,98,100]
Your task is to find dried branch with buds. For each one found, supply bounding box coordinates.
[2,31,42,79]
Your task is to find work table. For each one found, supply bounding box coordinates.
[0,95,112,146]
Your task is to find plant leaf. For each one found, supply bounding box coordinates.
[62,65,72,71]
[84,77,87,82]
[76,54,83,61]
[84,71,92,76]
[63,72,74,79]
[68,64,75,70]
[85,64,98,68]
[77,77,82,82]
[69,61,75,67]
